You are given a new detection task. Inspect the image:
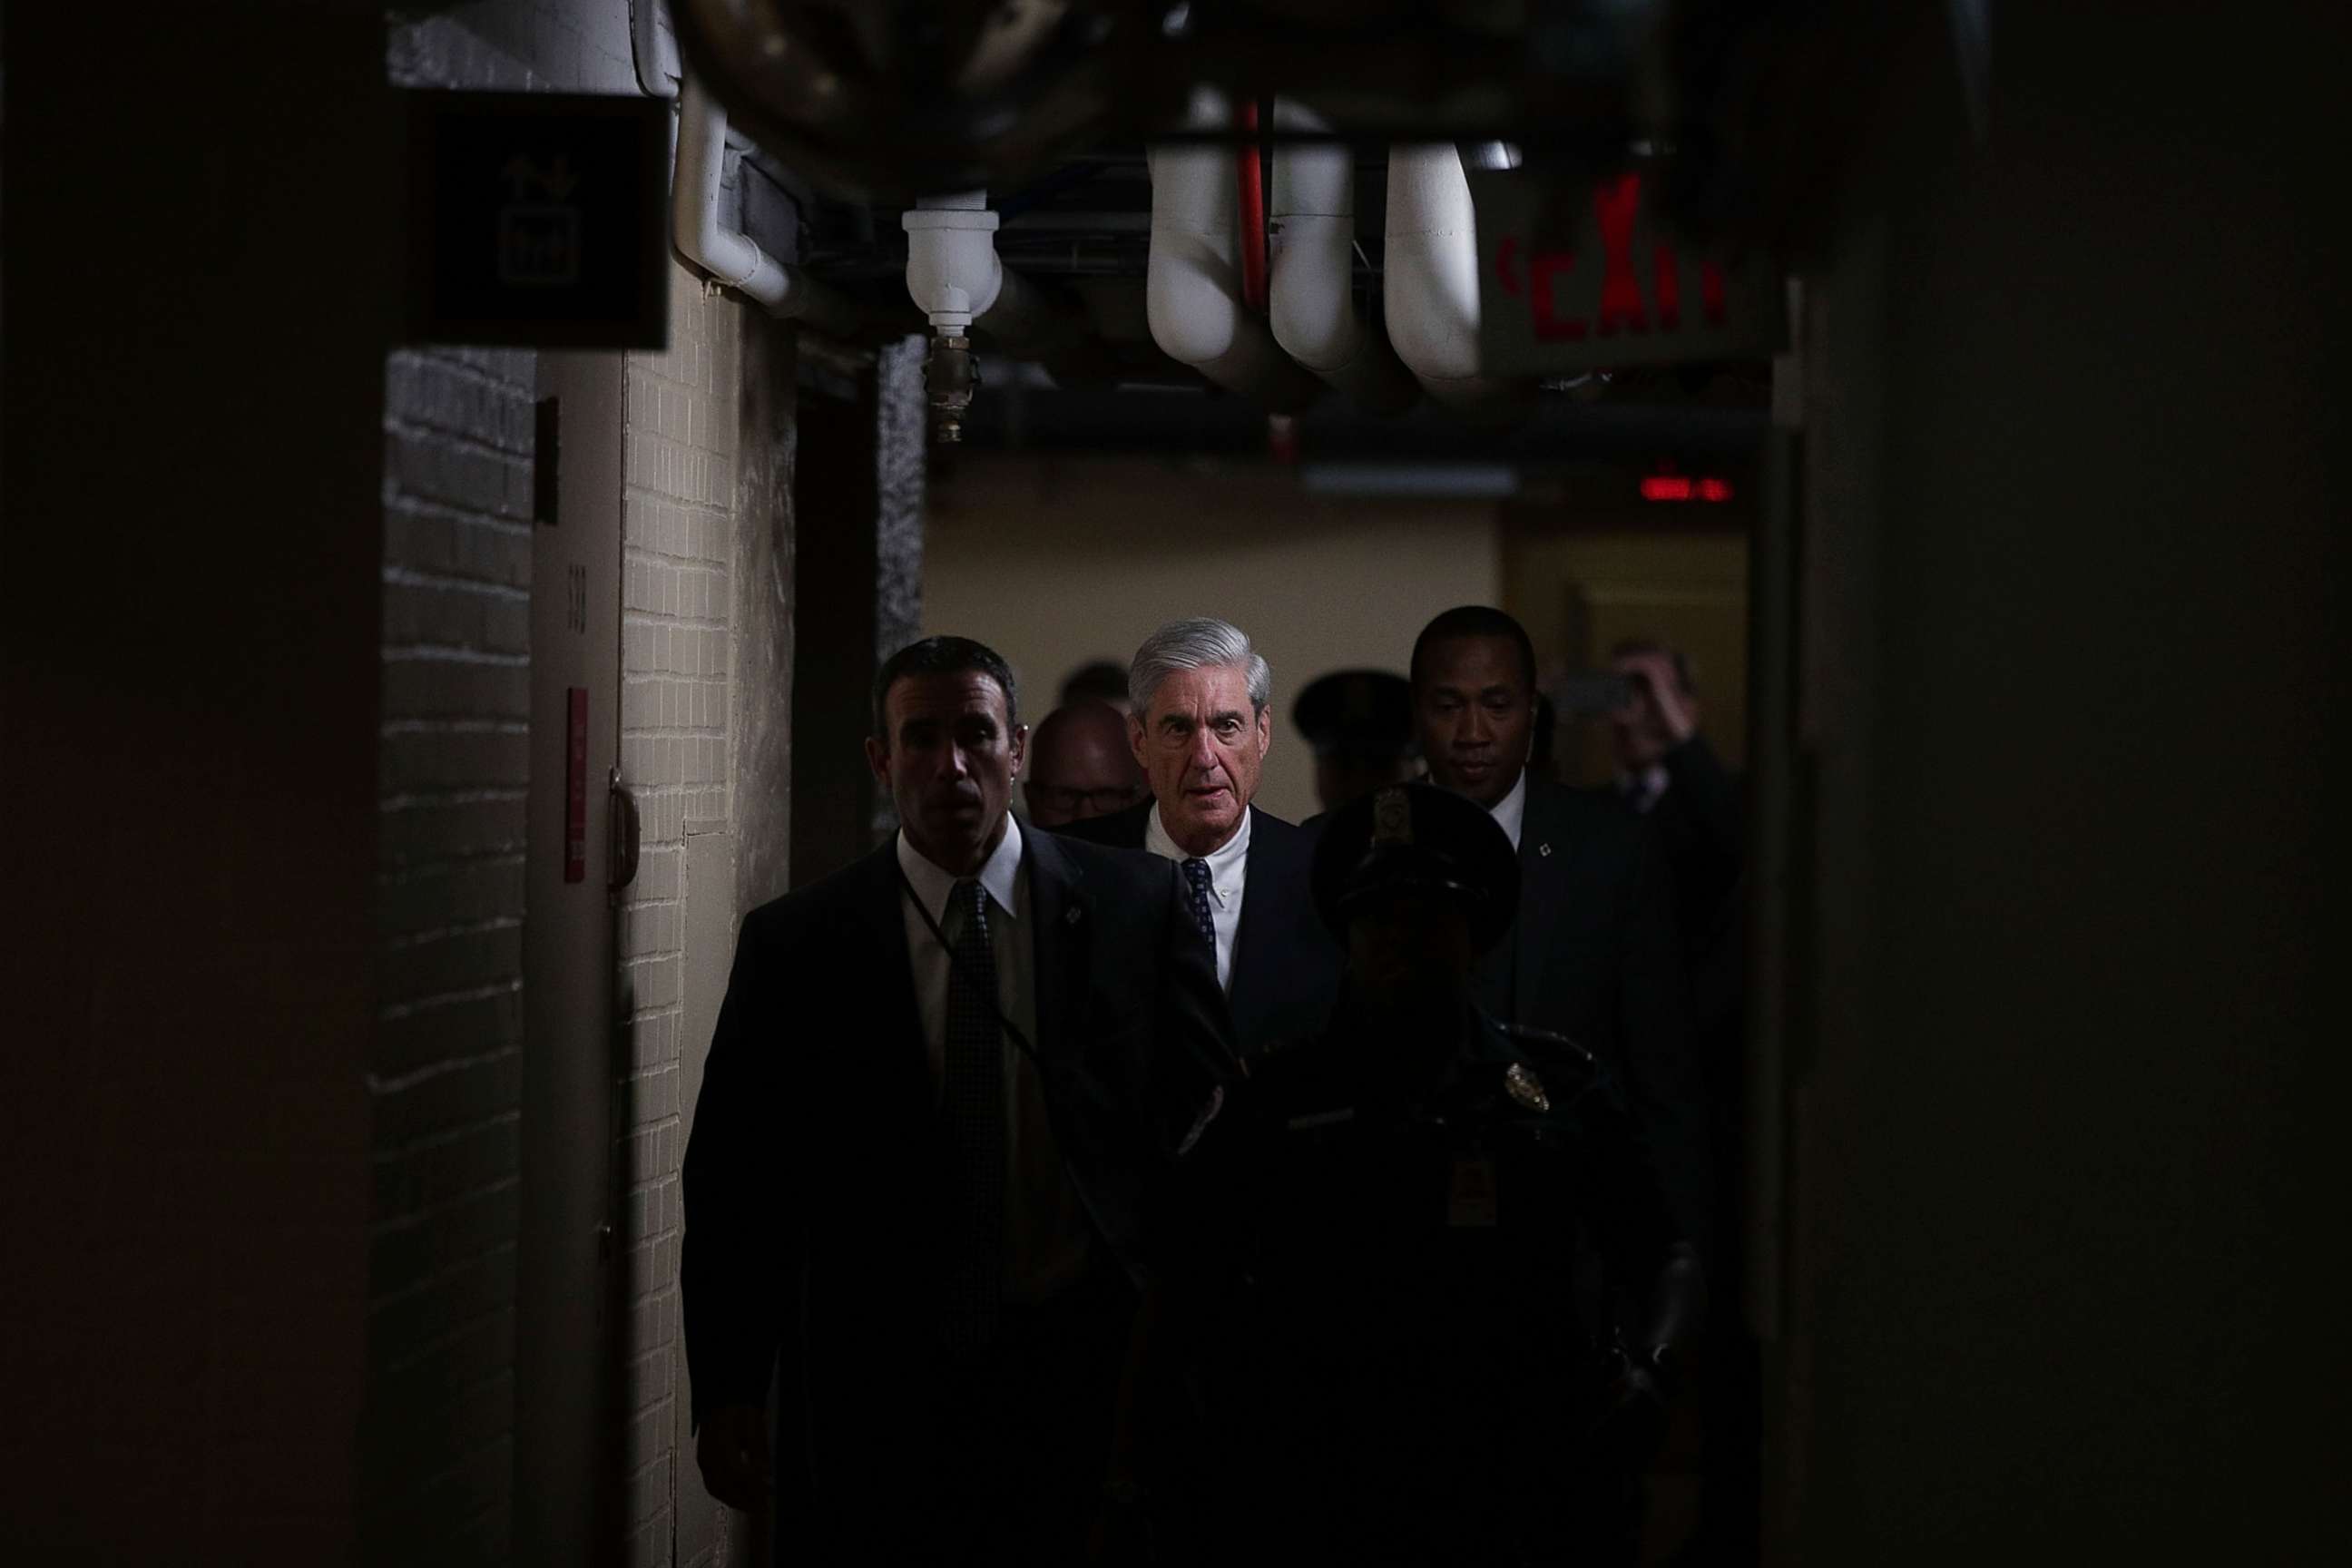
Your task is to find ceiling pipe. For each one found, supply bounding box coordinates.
[1384,142,1520,407]
[903,191,1112,442]
[1269,100,1418,416]
[1146,85,1323,414]
[900,191,1001,445]
[1457,140,1521,173]
[1236,98,1269,313]
[672,72,857,335]
[903,191,1004,335]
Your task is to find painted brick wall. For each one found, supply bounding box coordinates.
[371,338,539,1564]
[619,258,749,1568]
[373,8,645,1562]
[378,13,773,1564]
[376,17,540,1568]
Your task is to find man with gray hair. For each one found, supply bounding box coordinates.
[1050,617,1341,1057]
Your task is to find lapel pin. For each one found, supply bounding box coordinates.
[1538,841,1553,858]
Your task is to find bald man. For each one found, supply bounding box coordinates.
[1023,701,1150,828]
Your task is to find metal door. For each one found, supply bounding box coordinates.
[516,350,627,1566]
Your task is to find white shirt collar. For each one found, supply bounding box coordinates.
[1487,767,1529,851]
[897,814,1025,926]
[1144,799,1252,890]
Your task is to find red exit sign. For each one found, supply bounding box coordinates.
[1470,169,1785,377]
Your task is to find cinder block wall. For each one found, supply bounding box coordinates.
[369,335,539,1563]
[616,260,751,1568]
[368,7,573,1563]
[376,10,779,1565]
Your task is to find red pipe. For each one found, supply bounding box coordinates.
[1236,98,1267,314]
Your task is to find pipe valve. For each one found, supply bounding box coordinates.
[924,332,977,445]
[905,193,1004,446]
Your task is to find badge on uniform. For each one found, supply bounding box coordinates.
[1447,1153,1499,1228]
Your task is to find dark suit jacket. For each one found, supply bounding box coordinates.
[1644,736,1745,1046]
[679,825,1236,1533]
[1474,772,1711,1250]
[1047,801,1342,1057]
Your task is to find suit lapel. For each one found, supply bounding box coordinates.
[1023,826,1092,1060]
[849,838,931,1108]
[1226,808,1274,1045]
[1513,777,1572,1020]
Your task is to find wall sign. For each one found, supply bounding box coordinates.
[404,91,670,349]
[1471,169,1785,377]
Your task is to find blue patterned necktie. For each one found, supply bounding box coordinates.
[942,877,1004,1345]
[1181,857,1217,946]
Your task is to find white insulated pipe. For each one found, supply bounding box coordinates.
[903,191,1004,332]
[1147,86,1322,414]
[904,191,1093,357]
[1268,102,1417,416]
[1384,143,1514,406]
[672,73,857,335]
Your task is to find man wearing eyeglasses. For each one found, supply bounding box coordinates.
[1024,700,1151,828]
[1051,617,1341,1058]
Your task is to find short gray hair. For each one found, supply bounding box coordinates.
[1129,617,1271,716]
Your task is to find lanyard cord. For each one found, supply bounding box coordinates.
[895,861,1045,1072]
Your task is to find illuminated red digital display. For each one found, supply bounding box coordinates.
[1640,475,1735,503]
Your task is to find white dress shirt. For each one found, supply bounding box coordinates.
[1143,802,1252,993]
[894,817,1090,1303]
[1487,767,1530,851]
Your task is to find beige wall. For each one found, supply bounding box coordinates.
[926,456,1504,824]
[1504,523,1751,787]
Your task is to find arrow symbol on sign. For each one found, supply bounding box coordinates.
[502,154,582,201]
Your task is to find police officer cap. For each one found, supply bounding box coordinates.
[1293,670,1415,762]
[1311,782,1522,953]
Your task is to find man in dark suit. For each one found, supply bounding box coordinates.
[1610,639,1754,1566]
[1410,606,1711,1252]
[1049,617,1342,1058]
[1610,642,1744,1050]
[1022,700,1149,828]
[681,635,1236,1563]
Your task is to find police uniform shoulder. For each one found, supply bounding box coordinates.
[1480,1016,1610,1105]
[1256,1026,1325,1060]
[1485,1016,1591,1065]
